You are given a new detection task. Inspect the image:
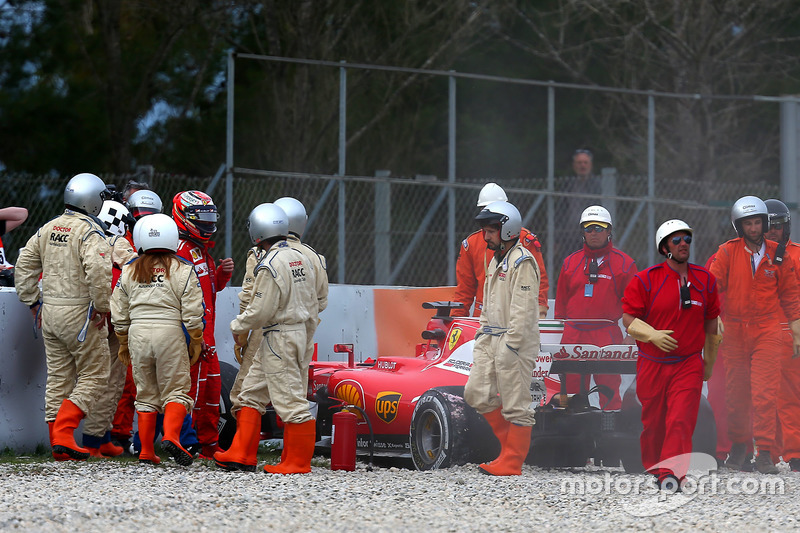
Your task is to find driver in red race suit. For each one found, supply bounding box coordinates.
[173,190,235,459]
[463,200,540,477]
[709,196,800,474]
[453,183,549,318]
[622,219,721,491]
[555,205,637,411]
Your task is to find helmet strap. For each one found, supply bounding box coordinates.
[775,242,787,265]
[667,252,687,265]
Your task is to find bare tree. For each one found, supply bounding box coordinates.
[219,1,506,177]
[57,0,228,172]
[496,0,800,194]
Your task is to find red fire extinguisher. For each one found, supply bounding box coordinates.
[331,410,357,471]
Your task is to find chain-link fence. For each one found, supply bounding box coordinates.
[1,172,779,295]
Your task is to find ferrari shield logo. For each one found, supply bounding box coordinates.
[448,328,462,351]
[375,391,401,424]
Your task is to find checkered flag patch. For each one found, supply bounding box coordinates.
[99,200,132,237]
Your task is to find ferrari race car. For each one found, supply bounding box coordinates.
[219,301,716,472]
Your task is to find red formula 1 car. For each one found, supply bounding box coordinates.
[221,301,716,471]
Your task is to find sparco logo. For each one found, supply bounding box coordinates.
[149,229,161,237]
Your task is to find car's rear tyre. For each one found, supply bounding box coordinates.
[409,386,496,470]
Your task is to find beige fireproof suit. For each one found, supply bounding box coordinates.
[464,240,540,426]
[231,236,329,412]
[111,256,204,412]
[84,235,138,436]
[15,210,112,422]
[232,240,318,424]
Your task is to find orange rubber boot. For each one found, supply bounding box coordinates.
[84,432,124,458]
[48,421,71,461]
[264,420,316,475]
[214,407,261,472]
[98,440,124,457]
[162,403,194,466]
[480,408,511,467]
[137,411,161,465]
[479,423,532,477]
[51,399,90,461]
[86,446,104,458]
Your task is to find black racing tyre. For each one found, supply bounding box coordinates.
[218,361,239,450]
[409,386,496,471]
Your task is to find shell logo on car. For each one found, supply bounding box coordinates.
[334,380,365,419]
[375,391,402,424]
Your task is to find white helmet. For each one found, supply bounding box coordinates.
[274,197,308,237]
[477,182,508,207]
[731,195,768,237]
[98,200,134,237]
[133,213,179,253]
[475,200,522,241]
[656,219,693,255]
[247,203,289,246]
[64,173,108,216]
[126,190,163,220]
[579,205,613,228]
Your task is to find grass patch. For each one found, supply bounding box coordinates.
[0,442,287,466]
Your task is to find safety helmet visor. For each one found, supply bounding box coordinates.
[184,205,219,222]
[185,205,218,234]
[129,206,160,219]
[475,210,505,227]
[769,213,790,226]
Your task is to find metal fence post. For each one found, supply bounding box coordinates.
[448,73,457,286]
[337,61,347,283]
[546,84,555,295]
[225,50,235,259]
[601,167,617,222]
[374,170,391,284]
[781,98,800,237]
[647,93,656,267]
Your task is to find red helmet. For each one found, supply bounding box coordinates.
[172,190,219,242]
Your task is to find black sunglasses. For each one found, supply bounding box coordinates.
[671,235,692,245]
[583,225,607,233]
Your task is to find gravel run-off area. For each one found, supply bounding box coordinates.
[1,457,798,532]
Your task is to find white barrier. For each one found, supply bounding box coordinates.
[0,284,383,451]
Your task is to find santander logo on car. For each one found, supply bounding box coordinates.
[552,344,638,361]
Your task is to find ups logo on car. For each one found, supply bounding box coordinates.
[375,391,402,424]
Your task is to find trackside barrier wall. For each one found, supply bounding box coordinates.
[0,285,461,452]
